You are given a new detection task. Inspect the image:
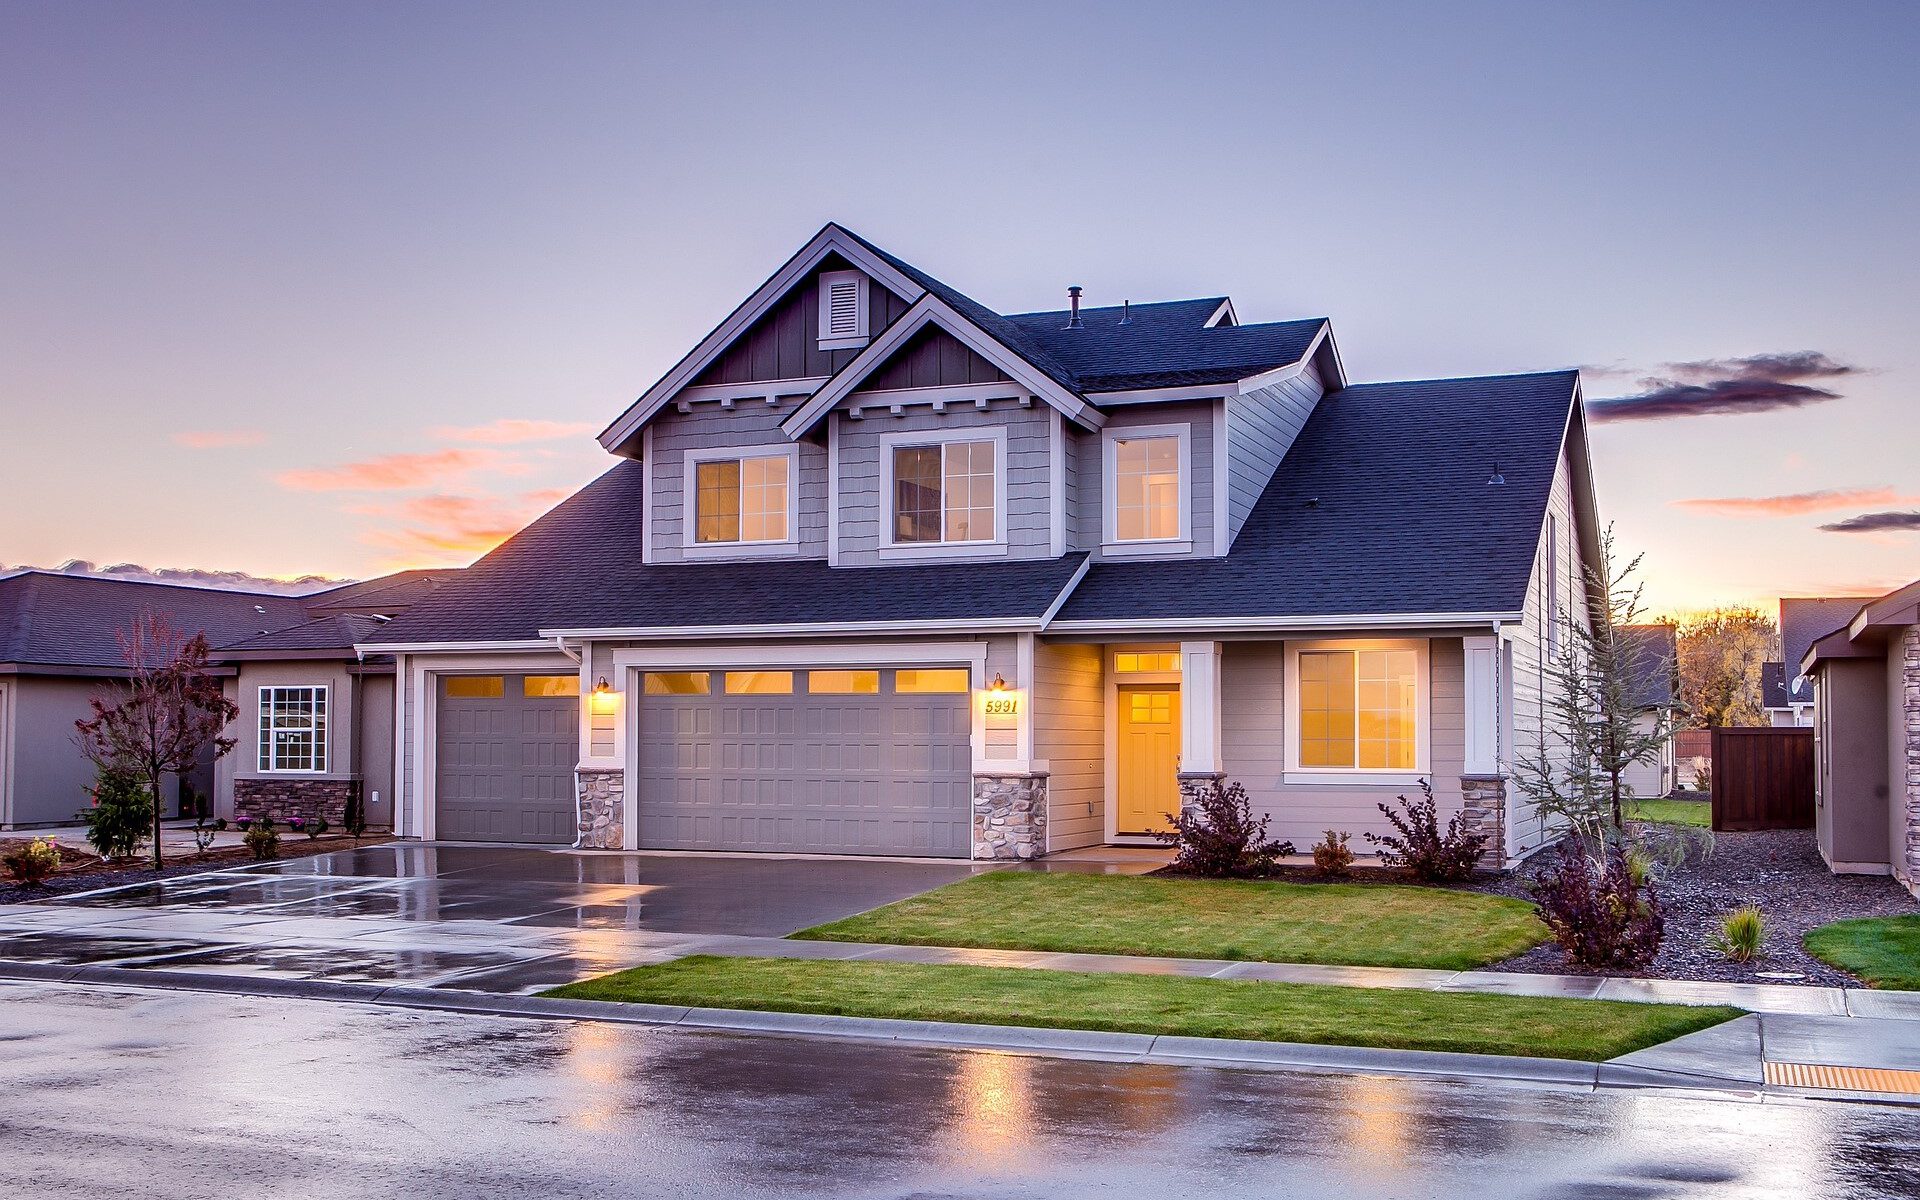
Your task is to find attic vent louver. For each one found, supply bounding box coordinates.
[816,270,869,350]
[826,280,858,334]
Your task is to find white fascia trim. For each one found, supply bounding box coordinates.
[541,617,1044,641]
[1044,612,1523,634]
[356,640,557,654]
[1038,555,1093,629]
[843,380,1031,414]
[826,412,841,566]
[1048,406,1066,556]
[1212,396,1229,556]
[673,377,830,408]
[1234,323,1334,395]
[598,225,925,452]
[1205,298,1238,328]
[1084,384,1235,405]
[780,296,1102,439]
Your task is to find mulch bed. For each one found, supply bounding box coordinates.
[0,835,393,907]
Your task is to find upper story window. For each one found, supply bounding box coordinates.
[1285,640,1428,778]
[689,449,792,546]
[258,686,327,773]
[1104,424,1189,548]
[817,270,869,351]
[888,436,998,546]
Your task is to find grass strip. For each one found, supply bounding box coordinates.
[1804,916,1920,989]
[546,955,1740,1062]
[792,871,1548,971]
[1626,799,1712,828]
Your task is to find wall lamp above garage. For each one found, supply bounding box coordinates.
[590,676,619,715]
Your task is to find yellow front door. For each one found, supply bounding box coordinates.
[1117,686,1181,835]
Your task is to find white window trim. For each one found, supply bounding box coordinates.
[257,684,329,775]
[680,443,801,559]
[817,269,869,351]
[1102,422,1192,556]
[877,425,1008,559]
[1282,638,1430,785]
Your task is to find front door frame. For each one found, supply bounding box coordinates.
[1103,644,1183,844]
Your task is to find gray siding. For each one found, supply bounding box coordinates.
[1220,638,1467,852]
[855,326,1009,392]
[691,261,912,386]
[649,401,829,563]
[1033,641,1104,850]
[1072,399,1220,560]
[358,673,397,828]
[2,675,215,827]
[834,403,1054,566]
[1224,360,1323,545]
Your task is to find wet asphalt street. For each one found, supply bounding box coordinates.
[2,980,1917,1200]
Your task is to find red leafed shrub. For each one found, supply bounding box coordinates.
[1311,830,1354,879]
[1364,778,1486,882]
[1528,843,1664,969]
[1157,779,1294,878]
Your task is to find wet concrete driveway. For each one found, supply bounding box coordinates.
[0,844,979,992]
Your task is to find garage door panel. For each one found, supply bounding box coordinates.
[637,671,971,857]
[435,674,578,845]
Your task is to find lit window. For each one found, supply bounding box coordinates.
[522,675,579,698]
[695,454,789,544]
[892,440,995,544]
[1115,651,1179,673]
[258,686,327,773]
[1298,649,1418,770]
[725,671,794,695]
[1127,691,1174,724]
[895,668,970,694]
[442,676,503,699]
[1112,434,1182,541]
[808,670,880,695]
[643,672,710,695]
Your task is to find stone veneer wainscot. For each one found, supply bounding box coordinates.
[576,768,625,850]
[973,773,1048,860]
[234,778,356,826]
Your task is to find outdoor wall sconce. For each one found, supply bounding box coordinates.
[990,673,1007,692]
[589,676,618,715]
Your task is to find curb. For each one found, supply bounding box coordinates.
[0,961,1767,1097]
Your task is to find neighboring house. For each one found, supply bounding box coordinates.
[0,568,455,830]
[1619,624,1681,800]
[357,223,1603,866]
[1764,595,1874,726]
[1800,579,1920,892]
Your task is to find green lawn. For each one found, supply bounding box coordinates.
[792,871,1548,971]
[1626,798,1711,828]
[1804,916,1920,989]
[546,956,1740,1062]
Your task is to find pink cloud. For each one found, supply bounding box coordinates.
[432,418,596,444]
[1672,486,1911,517]
[359,489,568,563]
[275,448,528,492]
[173,429,268,449]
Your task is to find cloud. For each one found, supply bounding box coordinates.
[275,448,528,492]
[1818,511,1920,534]
[1673,486,1911,518]
[172,429,268,449]
[359,489,569,562]
[0,559,342,594]
[1587,351,1859,424]
[432,418,596,444]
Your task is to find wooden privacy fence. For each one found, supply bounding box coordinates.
[1710,727,1814,831]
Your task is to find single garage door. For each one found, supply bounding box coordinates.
[635,666,973,857]
[436,673,580,844]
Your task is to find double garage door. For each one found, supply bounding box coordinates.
[435,667,973,856]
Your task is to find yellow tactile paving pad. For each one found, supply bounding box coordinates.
[1765,1061,1920,1094]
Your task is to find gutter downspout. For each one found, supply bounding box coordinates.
[554,635,587,848]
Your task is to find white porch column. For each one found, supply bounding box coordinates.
[1463,635,1500,775]
[1179,640,1224,776]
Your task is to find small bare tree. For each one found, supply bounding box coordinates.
[1511,526,1670,846]
[75,612,239,869]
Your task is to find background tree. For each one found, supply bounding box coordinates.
[1511,526,1671,843]
[74,612,239,869]
[1675,607,1777,728]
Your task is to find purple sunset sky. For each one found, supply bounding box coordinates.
[2,1,1916,613]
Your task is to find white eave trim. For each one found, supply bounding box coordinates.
[1042,611,1523,634]
[779,295,1103,439]
[353,639,559,655]
[1205,298,1237,328]
[597,224,927,453]
[539,617,1046,641]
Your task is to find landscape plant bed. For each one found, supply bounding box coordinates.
[792,870,1549,971]
[0,835,393,906]
[1482,828,1920,987]
[1804,916,1920,990]
[546,955,1742,1062]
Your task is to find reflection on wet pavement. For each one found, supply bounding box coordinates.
[114,943,522,984]
[0,932,214,965]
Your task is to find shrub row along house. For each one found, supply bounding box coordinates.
[2,225,1604,865]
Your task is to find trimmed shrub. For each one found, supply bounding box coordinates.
[1365,778,1487,882]
[1311,830,1354,880]
[3,838,62,885]
[1711,905,1766,963]
[243,818,281,862]
[1529,842,1664,969]
[79,767,153,861]
[1156,779,1293,878]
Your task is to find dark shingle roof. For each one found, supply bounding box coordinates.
[1056,371,1580,621]
[362,462,1090,644]
[1760,661,1789,709]
[302,569,456,615]
[1005,302,1326,392]
[219,613,389,655]
[1779,596,1872,701]
[1618,624,1677,710]
[0,572,314,671]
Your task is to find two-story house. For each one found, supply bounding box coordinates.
[341,224,1599,865]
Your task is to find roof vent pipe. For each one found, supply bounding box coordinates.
[1065,285,1083,329]
[1119,299,1132,326]
[1488,461,1505,486]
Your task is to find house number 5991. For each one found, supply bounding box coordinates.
[983,697,1019,716]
